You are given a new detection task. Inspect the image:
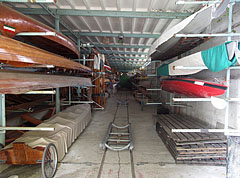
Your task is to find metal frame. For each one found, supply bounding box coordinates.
[24,90,56,94]
[161,0,240,136]
[16,32,56,36]
[0,94,5,148]
[15,7,192,19]
[0,127,54,131]
[100,122,133,151]
[63,32,160,39]
[0,0,56,2]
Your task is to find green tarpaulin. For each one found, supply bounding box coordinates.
[201,41,238,72]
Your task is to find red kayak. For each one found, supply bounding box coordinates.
[160,78,227,98]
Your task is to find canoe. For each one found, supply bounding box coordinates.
[0,3,79,59]
[0,70,92,94]
[160,78,227,98]
[149,0,229,61]
[0,35,90,71]
[157,41,239,76]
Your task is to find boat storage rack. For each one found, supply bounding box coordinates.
[100,122,133,151]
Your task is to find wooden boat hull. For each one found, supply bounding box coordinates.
[0,3,79,59]
[0,70,91,94]
[160,78,227,98]
[0,35,89,71]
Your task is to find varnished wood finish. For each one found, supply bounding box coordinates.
[0,35,90,71]
[0,3,79,59]
[0,70,91,94]
[0,143,44,165]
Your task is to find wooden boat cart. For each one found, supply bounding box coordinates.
[0,142,58,178]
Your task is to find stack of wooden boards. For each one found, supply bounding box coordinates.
[155,114,226,165]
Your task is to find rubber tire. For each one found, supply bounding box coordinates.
[41,143,58,178]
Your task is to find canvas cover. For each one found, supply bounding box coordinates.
[4,104,92,161]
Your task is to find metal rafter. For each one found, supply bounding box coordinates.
[93,44,151,49]
[109,60,145,63]
[14,8,192,19]
[107,56,147,60]
[39,3,78,42]
[99,50,147,55]
[63,32,160,38]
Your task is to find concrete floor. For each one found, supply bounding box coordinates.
[0,91,226,178]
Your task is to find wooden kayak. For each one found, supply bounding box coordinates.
[0,35,90,71]
[160,78,227,98]
[0,3,79,59]
[0,70,91,94]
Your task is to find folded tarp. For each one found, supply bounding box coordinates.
[157,41,239,76]
[4,104,92,161]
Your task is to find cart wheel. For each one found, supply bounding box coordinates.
[42,143,58,178]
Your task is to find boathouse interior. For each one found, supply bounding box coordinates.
[0,0,240,178]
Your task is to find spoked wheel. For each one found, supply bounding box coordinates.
[41,143,58,178]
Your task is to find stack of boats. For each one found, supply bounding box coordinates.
[149,1,238,99]
[0,3,93,162]
[0,3,90,78]
[149,1,236,165]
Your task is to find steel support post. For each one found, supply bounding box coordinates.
[56,88,60,113]
[54,14,61,113]
[68,86,71,105]
[55,15,60,32]
[226,1,240,178]
[227,136,240,178]
[77,37,81,55]
[0,94,5,149]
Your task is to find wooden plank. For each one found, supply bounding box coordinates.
[155,114,227,165]
[21,114,42,125]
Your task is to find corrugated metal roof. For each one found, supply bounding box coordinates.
[6,0,201,72]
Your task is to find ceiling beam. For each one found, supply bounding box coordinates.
[107,56,147,60]
[109,61,144,64]
[112,62,141,66]
[15,8,192,19]
[38,3,78,42]
[63,32,160,38]
[99,50,147,55]
[94,44,151,49]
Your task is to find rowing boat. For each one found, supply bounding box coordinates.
[149,0,229,61]
[0,3,79,59]
[0,35,89,71]
[157,41,239,76]
[0,70,92,94]
[160,78,227,98]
